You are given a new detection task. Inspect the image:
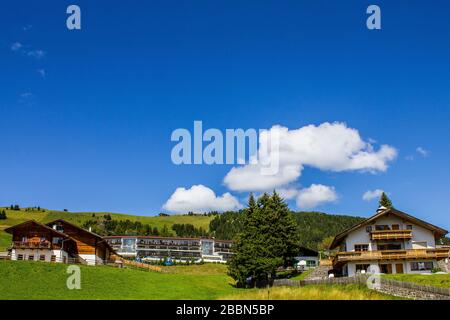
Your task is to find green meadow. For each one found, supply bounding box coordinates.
[0,260,396,300]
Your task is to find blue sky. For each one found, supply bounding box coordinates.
[0,1,449,229]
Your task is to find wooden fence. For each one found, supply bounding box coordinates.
[0,251,164,272]
[380,277,450,297]
[273,276,365,287]
[121,259,162,272]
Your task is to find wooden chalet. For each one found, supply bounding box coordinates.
[5,219,116,265]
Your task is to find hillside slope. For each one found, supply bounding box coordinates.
[0,208,213,250]
[0,207,370,252]
[0,260,394,300]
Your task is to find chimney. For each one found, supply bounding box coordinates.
[377,205,387,214]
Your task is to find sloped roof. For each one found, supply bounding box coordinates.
[297,246,319,257]
[329,208,448,250]
[4,220,70,238]
[45,219,116,253]
[45,219,104,241]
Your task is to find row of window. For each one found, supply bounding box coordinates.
[355,262,434,272]
[17,254,57,262]
[354,241,428,252]
[366,224,413,232]
[107,238,231,247]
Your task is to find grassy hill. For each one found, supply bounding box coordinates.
[0,207,213,251]
[0,207,373,252]
[0,260,394,300]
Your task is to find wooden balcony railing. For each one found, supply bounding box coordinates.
[334,248,449,264]
[371,229,412,240]
[12,241,51,249]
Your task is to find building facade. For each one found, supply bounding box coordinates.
[294,247,319,269]
[5,219,116,265]
[330,207,449,277]
[104,236,233,263]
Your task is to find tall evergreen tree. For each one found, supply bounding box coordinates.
[228,192,300,287]
[379,192,393,209]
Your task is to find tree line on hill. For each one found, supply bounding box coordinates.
[81,214,208,237]
[208,209,364,251]
[78,210,366,249]
[82,216,169,236]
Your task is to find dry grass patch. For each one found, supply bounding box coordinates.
[219,284,398,300]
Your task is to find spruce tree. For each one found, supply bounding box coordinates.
[379,192,393,209]
[228,192,300,287]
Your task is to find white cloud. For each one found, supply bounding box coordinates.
[363,189,384,201]
[295,184,338,210]
[11,42,46,59]
[11,42,22,51]
[224,122,397,192]
[37,69,46,78]
[20,92,33,98]
[162,184,242,214]
[276,188,300,200]
[27,49,45,59]
[416,147,429,157]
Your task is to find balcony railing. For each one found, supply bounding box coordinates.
[334,248,449,264]
[12,241,51,249]
[370,229,412,240]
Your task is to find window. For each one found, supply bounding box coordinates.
[406,225,413,230]
[39,255,46,261]
[51,255,56,262]
[391,224,400,230]
[378,243,402,251]
[17,254,24,260]
[356,264,370,273]
[410,262,433,271]
[306,260,317,267]
[375,225,390,231]
[354,244,369,252]
[28,255,34,261]
[412,241,427,249]
[366,226,372,233]
[52,237,62,244]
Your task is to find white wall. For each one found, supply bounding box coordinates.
[345,215,437,252]
[78,254,102,266]
[11,249,67,263]
[343,214,439,276]
[295,256,319,267]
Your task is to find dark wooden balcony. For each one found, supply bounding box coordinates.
[12,240,51,249]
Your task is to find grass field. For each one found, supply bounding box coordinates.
[0,261,396,300]
[290,268,314,280]
[383,274,450,289]
[0,260,235,300]
[0,208,213,251]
